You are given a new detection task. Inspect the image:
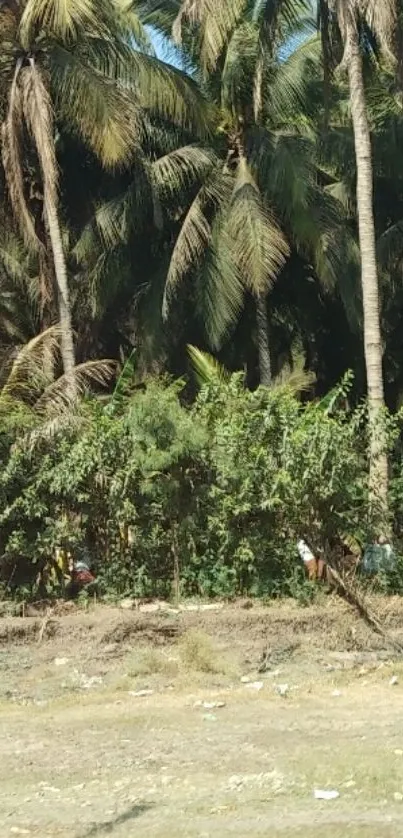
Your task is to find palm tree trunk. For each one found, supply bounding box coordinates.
[45,197,76,381]
[347,23,388,514]
[256,293,272,386]
[23,58,76,387]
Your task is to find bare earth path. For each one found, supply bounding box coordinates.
[1,599,403,837]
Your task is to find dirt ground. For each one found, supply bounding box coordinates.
[2,597,403,837]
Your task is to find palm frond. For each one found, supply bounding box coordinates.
[335,0,396,62]
[114,0,153,51]
[256,131,315,213]
[187,344,230,386]
[19,0,103,47]
[267,35,322,127]
[163,167,233,316]
[152,145,218,206]
[133,53,214,138]
[24,409,84,446]
[377,220,403,270]
[1,61,40,252]
[252,0,312,38]
[34,359,116,417]
[195,209,245,349]
[228,156,289,296]
[50,43,142,168]
[220,21,259,112]
[1,326,61,402]
[0,231,36,291]
[20,61,58,207]
[0,230,41,343]
[173,0,247,74]
[272,348,316,396]
[364,0,397,57]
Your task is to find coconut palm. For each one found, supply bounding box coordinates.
[157,0,353,385]
[320,0,397,513]
[0,0,212,383]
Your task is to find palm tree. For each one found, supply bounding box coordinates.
[0,0,212,382]
[158,0,352,384]
[321,0,397,513]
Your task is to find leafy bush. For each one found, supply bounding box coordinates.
[195,373,369,595]
[0,373,401,600]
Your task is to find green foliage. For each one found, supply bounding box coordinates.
[2,1,403,602]
[3,372,399,601]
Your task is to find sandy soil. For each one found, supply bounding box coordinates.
[1,598,403,837]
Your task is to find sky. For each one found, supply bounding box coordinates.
[147,1,318,70]
[147,26,183,68]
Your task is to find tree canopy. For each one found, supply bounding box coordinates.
[2,0,403,596]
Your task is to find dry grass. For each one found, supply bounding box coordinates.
[126,647,180,678]
[2,603,403,836]
[179,628,235,674]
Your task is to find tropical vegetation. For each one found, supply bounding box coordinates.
[2,0,403,599]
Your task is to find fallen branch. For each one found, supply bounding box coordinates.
[327,564,403,655]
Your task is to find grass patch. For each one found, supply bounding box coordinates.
[126,647,179,678]
[179,630,232,674]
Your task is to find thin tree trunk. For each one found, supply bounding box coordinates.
[44,197,76,384]
[256,293,272,386]
[25,58,76,389]
[347,23,388,516]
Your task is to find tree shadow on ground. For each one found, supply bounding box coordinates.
[77,802,154,836]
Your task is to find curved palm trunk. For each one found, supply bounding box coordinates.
[256,293,272,386]
[347,23,388,513]
[45,198,75,381]
[26,58,76,387]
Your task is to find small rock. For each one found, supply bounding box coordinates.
[194,700,226,710]
[10,830,31,835]
[390,676,399,687]
[314,789,340,801]
[202,713,217,722]
[332,690,342,697]
[139,603,160,613]
[240,676,251,684]
[54,657,69,667]
[276,683,289,697]
[245,681,263,691]
[394,749,403,756]
[394,792,403,802]
[128,689,154,698]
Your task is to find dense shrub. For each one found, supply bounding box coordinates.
[1,374,402,599]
